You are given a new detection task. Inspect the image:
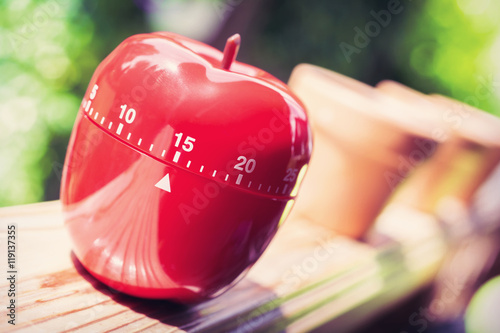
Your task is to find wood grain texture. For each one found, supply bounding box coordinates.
[0,198,454,333]
[1,157,498,333]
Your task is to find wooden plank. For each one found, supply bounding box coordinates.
[0,198,453,333]
[2,164,499,333]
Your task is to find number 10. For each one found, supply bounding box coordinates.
[119,104,136,124]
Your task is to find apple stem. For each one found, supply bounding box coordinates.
[221,34,241,70]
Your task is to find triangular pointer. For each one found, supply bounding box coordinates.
[155,173,171,192]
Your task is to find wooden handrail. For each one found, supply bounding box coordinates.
[1,166,498,332]
[0,200,448,332]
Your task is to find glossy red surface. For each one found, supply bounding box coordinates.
[61,32,312,302]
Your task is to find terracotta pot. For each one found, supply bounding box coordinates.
[287,64,438,238]
[376,80,500,212]
[429,94,500,205]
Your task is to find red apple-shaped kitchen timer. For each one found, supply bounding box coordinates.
[61,32,312,302]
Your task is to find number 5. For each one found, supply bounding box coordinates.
[89,84,99,100]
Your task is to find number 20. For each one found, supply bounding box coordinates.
[234,156,256,173]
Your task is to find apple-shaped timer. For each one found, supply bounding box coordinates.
[61,32,312,302]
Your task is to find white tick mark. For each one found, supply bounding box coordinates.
[116,123,123,135]
[173,151,181,163]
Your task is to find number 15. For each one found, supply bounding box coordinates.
[174,132,196,152]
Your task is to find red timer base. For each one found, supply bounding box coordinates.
[64,115,289,301]
[61,32,311,302]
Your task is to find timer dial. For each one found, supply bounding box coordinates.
[61,32,312,302]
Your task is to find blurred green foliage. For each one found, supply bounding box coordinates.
[397,0,500,114]
[0,0,499,207]
[250,0,500,116]
[0,0,147,206]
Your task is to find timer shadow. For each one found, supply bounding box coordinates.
[70,251,281,331]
